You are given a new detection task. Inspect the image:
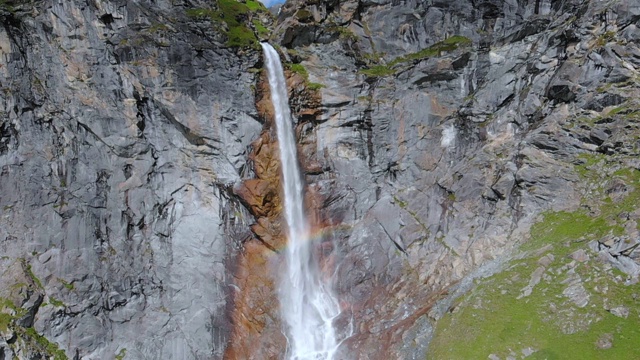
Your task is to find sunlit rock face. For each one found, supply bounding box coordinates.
[2,0,640,358]
[268,0,640,358]
[0,1,263,358]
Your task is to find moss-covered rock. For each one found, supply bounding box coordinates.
[428,165,640,359]
[186,0,272,48]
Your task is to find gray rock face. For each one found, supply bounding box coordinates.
[272,0,640,357]
[2,0,640,358]
[0,1,261,358]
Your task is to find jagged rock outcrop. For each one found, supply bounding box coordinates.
[267,0,640,358]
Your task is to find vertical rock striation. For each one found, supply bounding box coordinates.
[0,1,264,358]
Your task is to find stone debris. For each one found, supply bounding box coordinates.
[537,253,555,267]
[522,347,536,357]
[517,266,545,299]
[590,237,640,278]
[570,249,589,263]
[595,333,613,349]
[562,275,590,308]
[608,306,629,318]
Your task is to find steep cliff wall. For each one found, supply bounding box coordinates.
[0,0,266,358]
[271,0,640,358]
[1,0,640,359]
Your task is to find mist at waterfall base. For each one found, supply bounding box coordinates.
[261,43,343,359]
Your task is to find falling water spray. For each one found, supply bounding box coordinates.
[260,43,341,359]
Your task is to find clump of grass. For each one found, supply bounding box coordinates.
[285,63,325,91]
[185,8,217,18]
[596,30,616,47]
[358,35,471,78]
[58,278,74,290]
[295,9,313,22]
[307,82,325,90]
[327,25,358,41]
[252,19,269,39]
[23,327,68,360]
[25,263,43,289]
[48,297,65,308]
[245,0,265,12]
[389,35,471,66]
[115,348,127,360]
[0,0,19,13]
[287,63,308,78]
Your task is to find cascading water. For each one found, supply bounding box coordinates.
[261,43,341,359]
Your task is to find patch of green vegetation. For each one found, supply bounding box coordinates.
[429,165,640,360]
[52,201,68,209]
[358,64,395,77]
[285,63,325,92]
[393,195,408,209]
[601,168,640,227]
[572,114,603,128]
[23,327,68,360]
[287,63,308,79]
[245,0,265,12]
[25,263,44,289]
[0,312,12,332]
[389,35,471,66]
[185,0,261,48]
[0,0,18,13]
[252,19,269,39]
[147,22,170,33]
[48,297,65,308]
[596,31,616,47]
[522,210,614,254]
[359,36,471,77]
[115,348,127,360]
[360,51,383,64]
[185,8,217,18]
[1,297,20,312]
[307,82,325,90]
[574,153,608,180]
[429,214,640,358]
[327,25,357,41]
[295,9,312,22]
[1,295,67,357]
[608,105,627,116]
[604,103,640,121]
[226,25,258,47]
[58,278,74,291]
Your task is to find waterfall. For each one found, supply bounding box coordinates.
[260,43,341,360]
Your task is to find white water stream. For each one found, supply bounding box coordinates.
[261,43,341,360]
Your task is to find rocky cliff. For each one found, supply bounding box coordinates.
[0,0,267,358]
[1,0,640,359]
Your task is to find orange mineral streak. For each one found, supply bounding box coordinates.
[224,239,287,360]
[225,68,326,359]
